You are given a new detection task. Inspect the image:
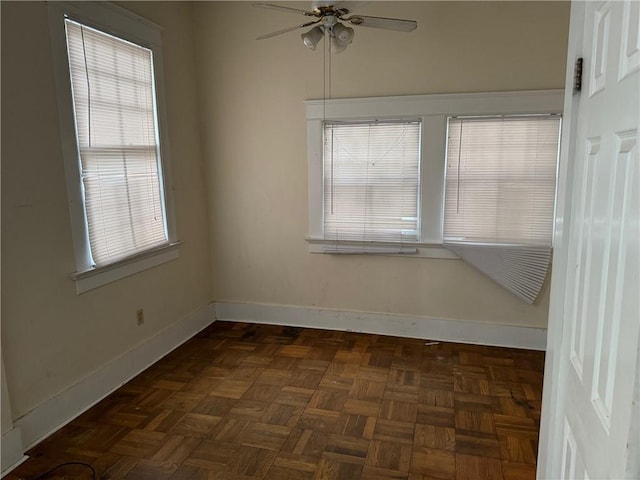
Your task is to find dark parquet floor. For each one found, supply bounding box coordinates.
[6,321,545,480]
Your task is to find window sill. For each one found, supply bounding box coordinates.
[306,238,459,259]
[71,242,181,294]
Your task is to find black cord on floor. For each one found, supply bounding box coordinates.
[33,461,96,480]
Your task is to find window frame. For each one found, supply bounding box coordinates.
[48,1,179,293]
[306,90,564,258]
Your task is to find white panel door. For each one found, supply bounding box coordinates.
[539,1,640,479]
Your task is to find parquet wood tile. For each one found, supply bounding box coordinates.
[323,434,370,465]
[380,399,418,423]
[297,408,341,432]
[349,379,387,402]
[172,412,221,437]
[93,453,139,480]
[410,447,456,479]
[143,410,188,434]
[500,461,536,480]
[194,396,238,417]
[309,388,348,411]
[420,375,454,391]
[287,371,324,390]
[237,422,291,451]
[336,414,376,439]
[264,453,319,480]
[366,440,411,472]
[419,389,454,408]
[358,366,390,383]
[272,386,314,407]
[7,321,546,480]
[414,425,455,451]
[122,460,177,480]
[109,429,167,458]
[373,419,414,444]
[262,403,304,427]
[361,466,410,479]
[454,409,496,434]
[342,398,381,418]
[455,453,504,480]
[210,380,252,399]
[416,405,455,427]
[493,415,538,439]
[314,458,363,480]
[455,431,502,459]
[284,429,327,457]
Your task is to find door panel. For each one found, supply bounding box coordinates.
[539,1,640,478]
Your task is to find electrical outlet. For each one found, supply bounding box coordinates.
[136,308,144,325]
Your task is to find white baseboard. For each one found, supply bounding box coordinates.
[1,427,28,478]
[14,303,216,451]
[215,301,547,351]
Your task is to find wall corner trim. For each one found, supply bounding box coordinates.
[215,301,547,351]
[1,427,28,478]
[13,303,216,453]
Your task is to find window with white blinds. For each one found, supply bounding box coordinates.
[323,121,421,244]
[444,115,561,246]
[306,91,564,302]
[65,19,168,267]
[443,115,561,303]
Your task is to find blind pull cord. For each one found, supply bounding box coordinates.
[456,119,463,214]
[80,26,92,147]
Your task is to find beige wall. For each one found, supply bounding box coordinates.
[1,1,212,419]
[194,1,569,328]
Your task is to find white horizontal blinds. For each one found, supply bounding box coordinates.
[323,121,421,244]
[445,243,552,304]
[444,115,561,245]
[65,19,167,267]
[443,115,561,303]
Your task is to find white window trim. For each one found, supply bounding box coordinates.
[72,242,182,294]
[48,1,179,293]
[306,89,564,258]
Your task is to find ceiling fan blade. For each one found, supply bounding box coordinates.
[346,14,417,32]
[253,3,316,16]
[257,20,321,40]
[331,1,371,13]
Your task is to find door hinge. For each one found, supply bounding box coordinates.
[574,57,583,93]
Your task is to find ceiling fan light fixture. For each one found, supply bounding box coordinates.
[301,26,324,50]
[331,37,347,54]
[332,22,354,44]
[331,23,354,53]
[254,3,417,49]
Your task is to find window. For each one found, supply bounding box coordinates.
[49,2,178,293]
[306,90,563,301]
[65,20,167,265]
[323,121,421,244]
[443,115,562,303]
[444,115,562,246]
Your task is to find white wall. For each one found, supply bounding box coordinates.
[1,1,212,426]
[193,1,570,328]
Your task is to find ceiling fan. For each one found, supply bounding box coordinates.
[254,2,417,53]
